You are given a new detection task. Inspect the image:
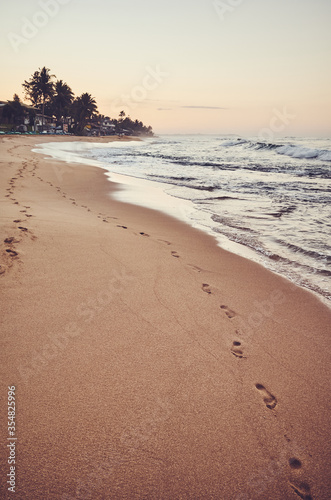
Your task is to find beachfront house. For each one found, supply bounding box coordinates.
[0,99,37,133]
[34,114,56,133]
[101,118,116,135]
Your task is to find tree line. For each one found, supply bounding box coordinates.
[2,66,153,136]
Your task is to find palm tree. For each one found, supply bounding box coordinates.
[2,95,25,127]
[71,93,98,134]
[22,67,54,131]
[52,80,74,125]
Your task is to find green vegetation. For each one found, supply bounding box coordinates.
[1,66,154,136]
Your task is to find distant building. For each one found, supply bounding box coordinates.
[34,114,56,132]
[101,118,116,135]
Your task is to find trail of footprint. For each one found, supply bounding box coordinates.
[255,383,277,410]
[220,305,236,319]
[202,283,212,294]
[231,341,245,359]
[289,481,313,499]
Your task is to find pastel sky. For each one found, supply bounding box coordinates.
[1,0,330,136]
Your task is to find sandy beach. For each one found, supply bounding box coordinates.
[0,135,330,499]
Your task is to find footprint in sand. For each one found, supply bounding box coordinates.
[202,283,212,294]
[139,232,149,237]
[13,220,22,223]
[18,227,28,232]
[171,251,180,258]
[220,305,236,319]
[255,383,277,410]
[4,237,16,244]
[117,225,128,229]
[231,341,245,359]
[289,458,302,470]
[0,265,6,275]
[289,481,312,500]
[6,249,18,257]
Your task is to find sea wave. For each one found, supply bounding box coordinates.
[220,138,331,162]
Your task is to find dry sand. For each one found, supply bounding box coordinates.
[0,135,330,499]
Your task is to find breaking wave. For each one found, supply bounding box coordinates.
[221,138,331,162]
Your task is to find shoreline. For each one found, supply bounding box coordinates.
[35,136,331,309]
[1,136,331,499]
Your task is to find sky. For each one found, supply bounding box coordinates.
[1,0,330,136]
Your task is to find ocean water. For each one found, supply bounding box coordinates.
[36,135,331,304]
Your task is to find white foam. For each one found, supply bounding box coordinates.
[221,139,247,147]
[33,141,195,223]
[276,145,324,160]
[33,140,258,259]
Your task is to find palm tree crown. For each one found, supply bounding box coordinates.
[52,80,74,123]
[22,66,54,131]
